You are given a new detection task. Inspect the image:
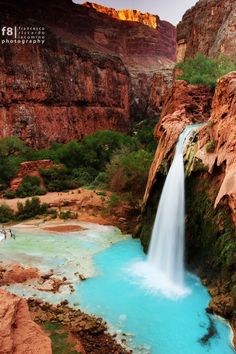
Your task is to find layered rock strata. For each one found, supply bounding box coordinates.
[177,0,236,61]
[0,0,176,147]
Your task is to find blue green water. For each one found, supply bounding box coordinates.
[0,225,234,353]
[75,239,234,354]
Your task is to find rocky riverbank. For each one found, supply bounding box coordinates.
[0,260,130,353]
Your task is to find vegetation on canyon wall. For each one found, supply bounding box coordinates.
[185,173,236,324]
[176,53,236,88]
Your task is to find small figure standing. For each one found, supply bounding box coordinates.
[8,229,16,240]
[2,228,7,240]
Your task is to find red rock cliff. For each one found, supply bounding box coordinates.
[195,72,236,224]
[0,0,176,147]
[0,290,52,354]
[143,80,213,203]
[84,2,159,29]
[177,0,236,61]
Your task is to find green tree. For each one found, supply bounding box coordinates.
[16,175,46,198]
[106,147,153,198]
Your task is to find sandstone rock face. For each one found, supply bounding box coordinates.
[195,72,236,224]
[143,80,213,203]
[0,290,52,354]
[177,0,236,61]
[10,160,53,190]
[0,0,176,147]
[84,2,159,29]
[0,264,39,286]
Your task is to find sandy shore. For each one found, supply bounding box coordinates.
[0,187,136,234]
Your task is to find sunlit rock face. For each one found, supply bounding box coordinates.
[143,80,213,204]
[83,2,159,29]
[0,290,52,354]
[194,72,236,225]
[177,0,236,61]
[0,0,176,147]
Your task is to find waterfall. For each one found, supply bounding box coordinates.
[147,125,197,296]
[130,125,200,298]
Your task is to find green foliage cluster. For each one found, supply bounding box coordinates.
[106,148,153,198]
[43,322,78,354]
[59,210,77,220]
[0,129,156,200]
[0,204,15,223]
[133,120,157,153]
[16,175,46,198]
[16,197,48,220]
[0,197,48,223]
[40,166,79,192]
[185,178,236,274]
[176,53,236,88]
[0,137,26,186]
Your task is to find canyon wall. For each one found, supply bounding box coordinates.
[0,0,176,147]
[177,0,236,61]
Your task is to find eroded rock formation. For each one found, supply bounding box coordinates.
[177,0,236,61]
[0,264,39,286]
[0,0,176,147]
[10,160,53,190]
[0,290,52,354]
[143,80,213,205]
[194,72,236,224]
[84,2,159,29]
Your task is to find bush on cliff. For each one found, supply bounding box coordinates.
[176,53,236,88]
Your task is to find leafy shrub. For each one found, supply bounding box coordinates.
[72,167,96,186]
[55,130,139,174]
[40,166,79,192]
[16,175,46,198]
[0,156,23,185]
[59,210,77,220]
[134,120,157,152]
[106,148,153,198]
[16,197,48,220]
[176,53,236,88]
[0,204,14,222]
[93,172,109,188]
[3,189,16,199]
[0,136,26,157]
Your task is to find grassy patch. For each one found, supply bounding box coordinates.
[43,322,80,354]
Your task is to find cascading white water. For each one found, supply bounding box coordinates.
[130,125,200,298]
[147,126,197,296]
